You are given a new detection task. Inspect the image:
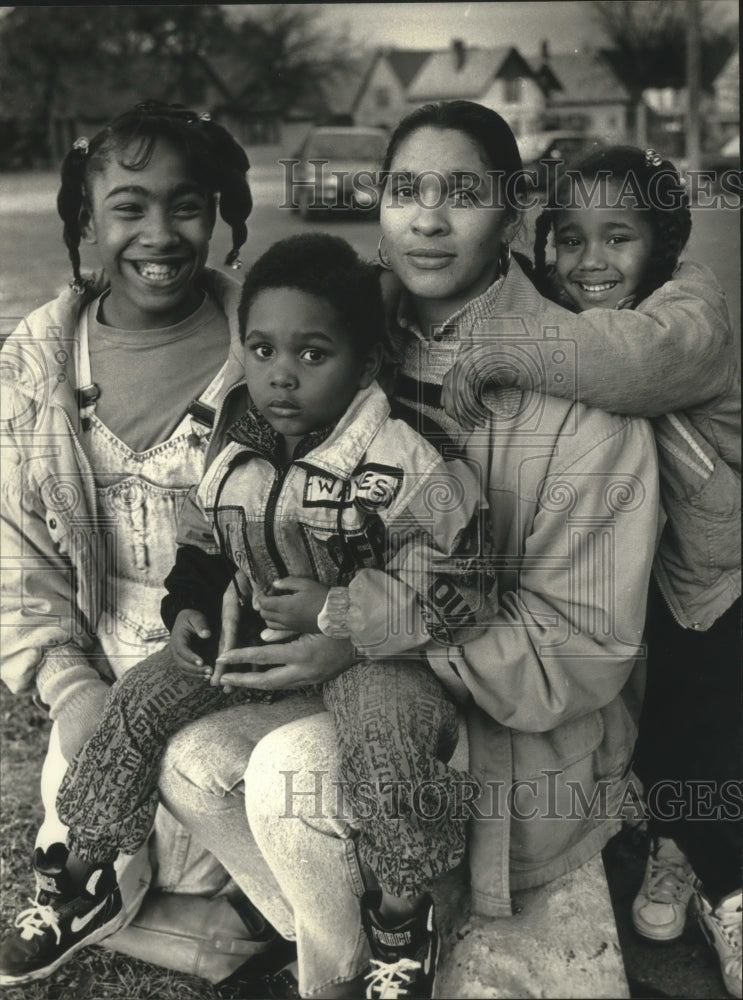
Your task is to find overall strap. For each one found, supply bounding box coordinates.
[186,360,229,440]
[75,304,100,430]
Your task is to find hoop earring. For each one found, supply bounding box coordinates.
[377,235,393,271]
[498,242,512,277]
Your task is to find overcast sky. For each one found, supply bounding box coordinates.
[316,2,608,56]
[310,1,739,57]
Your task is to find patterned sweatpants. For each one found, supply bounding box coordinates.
[57,645,274,865]
[58,649,476,899]
[324,659,477,897]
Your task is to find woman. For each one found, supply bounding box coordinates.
[157,102,660,998]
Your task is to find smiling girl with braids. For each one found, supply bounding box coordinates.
[0,101,280,985]
[447,144,741,998]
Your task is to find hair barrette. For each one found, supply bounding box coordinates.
[72,137,89,155]
[68,277,88,295]
[199,112,212,123]
[644,148,663,168]
[230,257,243,271]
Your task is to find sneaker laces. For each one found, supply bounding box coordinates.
[713,901,742,952]
[366,957,421,998]
[14,897,62,944]
[644,847,694,903]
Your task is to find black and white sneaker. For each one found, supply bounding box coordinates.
[0,842,124,984]
[361,891,439,999]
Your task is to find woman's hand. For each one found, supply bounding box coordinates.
[170,609,213,677]
[215,633,359,691]
[253,577,329,634]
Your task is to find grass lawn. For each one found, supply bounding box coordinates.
[0,688,222,999]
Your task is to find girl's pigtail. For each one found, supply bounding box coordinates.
[202,119,253,268]
[533,209,554,291]
[57,140,89,292]
[635,151,692,301]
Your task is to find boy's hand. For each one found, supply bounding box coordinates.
[253,577,329,634]
[170,609,213,678]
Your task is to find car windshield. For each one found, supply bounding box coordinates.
[518,134,600,163]
[306,133,387,160]
[548,138,598,160]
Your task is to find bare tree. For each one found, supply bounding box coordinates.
[592,0,737,142]
[209,5,356,119]
[0,4,355,166]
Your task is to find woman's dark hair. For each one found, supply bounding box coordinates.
[534,145,691,304]
[380,100,525,221]
[238,234,387,359]
[57,99,252,287]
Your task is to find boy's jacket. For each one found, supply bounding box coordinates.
[179,382,495,668]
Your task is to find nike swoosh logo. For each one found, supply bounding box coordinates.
[70,898,109,934]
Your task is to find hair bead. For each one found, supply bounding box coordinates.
[56,101,252,288]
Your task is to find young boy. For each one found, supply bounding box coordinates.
[49,234,496,993]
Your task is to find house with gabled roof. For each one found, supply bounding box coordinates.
[712,47,739,144]
[353,48,432,130]
[404,41,544,138]
[533,45,631,141]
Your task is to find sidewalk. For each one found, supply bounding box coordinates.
[603,828,729,999]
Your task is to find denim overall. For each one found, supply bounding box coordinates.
[39,302,231,902]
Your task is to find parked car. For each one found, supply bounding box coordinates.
[696,134,741,193]
[286,126,388,219]
[517,131,605,191]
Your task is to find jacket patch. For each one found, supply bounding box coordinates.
[303,473,345,508]
[353,464,403,512]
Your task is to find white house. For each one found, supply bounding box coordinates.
[353,48,432,130]
[404,41,544,138]
[533,47,631,141]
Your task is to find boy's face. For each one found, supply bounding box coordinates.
[242,288,379,452]
[82,138,215,329]
[553,188,654,311]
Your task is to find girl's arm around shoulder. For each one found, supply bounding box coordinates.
[540,261,734,415]
[459,261,734,418]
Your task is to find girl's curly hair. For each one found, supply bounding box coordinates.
[57,100,252,288]
[533,145,691,305]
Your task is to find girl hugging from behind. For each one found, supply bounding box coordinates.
[454,144,741,999]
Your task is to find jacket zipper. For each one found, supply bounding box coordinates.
[652,565,687,627]
[264,461,290,580]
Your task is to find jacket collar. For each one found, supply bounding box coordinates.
[227,383,392,481]
[227,406,336,463]
[3,267,243,420]
[394,271,508,344]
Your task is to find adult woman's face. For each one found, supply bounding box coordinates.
[381,126,518,327]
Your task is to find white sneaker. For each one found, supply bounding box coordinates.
[696,889,742,999]
[631,837,698,941]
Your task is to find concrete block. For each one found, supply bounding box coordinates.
[432,855,629,999]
